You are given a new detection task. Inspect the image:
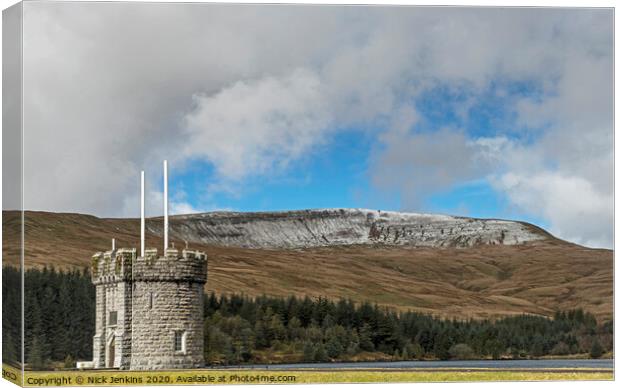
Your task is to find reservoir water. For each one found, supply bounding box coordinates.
[219,359,613,370]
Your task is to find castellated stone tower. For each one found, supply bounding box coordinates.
[90,246,207,370]
[84,160,208,370]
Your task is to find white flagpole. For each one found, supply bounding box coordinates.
[141,170,145,257]
[164,160,169,252]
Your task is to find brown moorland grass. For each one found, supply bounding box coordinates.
[2,211,613,321]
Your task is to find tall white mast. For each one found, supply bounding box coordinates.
[163,160,169,252]
[140,170,145,257]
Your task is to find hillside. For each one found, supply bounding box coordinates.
[148,209,548,248]
[2,210,613,321]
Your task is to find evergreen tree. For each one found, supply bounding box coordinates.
[268,314,287,342]
[314,344,328,362]
[302,342,315,362]
[287,317,303,340]
[2,331,17,365]
[590,339,604,359]
[359,324,375,351]
[254,320,269,348]
[325,337,344,358]
[485,339,503,360]
[400,345,409,360]
[530,334,545,357]
[409,342,425,360]
[28,336,47,370]
[433,332,452,361]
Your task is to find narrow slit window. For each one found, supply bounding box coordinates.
[174,331,186,352]
[148,292,154,310]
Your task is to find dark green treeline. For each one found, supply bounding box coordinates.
[2,267,613,369]
[204,293,612,364]
[2,266,96,369]
[2,266,21,367]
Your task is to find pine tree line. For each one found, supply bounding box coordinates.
[1,267,613,369]
[2,266,95,369]
[2,266,21,366]
[203,293,613,364]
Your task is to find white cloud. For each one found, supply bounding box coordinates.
[493,172,612,248]
[182,68,333,181]
[370,127,492,208]
[15,3,612,247]
[169,201,203,216]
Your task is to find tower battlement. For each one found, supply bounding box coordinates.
[91,248,136,284]
[91,248,207,285]
[133,248,207,283]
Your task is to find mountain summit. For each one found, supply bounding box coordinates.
[148,208,549,249]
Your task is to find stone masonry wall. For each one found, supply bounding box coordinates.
[130,248,207,370]
[92,249,134,369]
[130,281,205,370]
[92,284,106,368]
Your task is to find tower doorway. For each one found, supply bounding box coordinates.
[106,336,115,368]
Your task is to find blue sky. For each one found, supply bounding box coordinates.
[170,80,549,229]
[172,130,373,212]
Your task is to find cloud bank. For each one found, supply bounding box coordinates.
[18,4,612,247]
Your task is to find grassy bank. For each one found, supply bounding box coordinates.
[283,370,614,383]
[5,365,612,387]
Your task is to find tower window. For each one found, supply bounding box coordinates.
[148,292,154,310]
[174,331,186,353]
[108,311,117,326]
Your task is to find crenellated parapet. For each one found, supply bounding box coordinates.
[92,248,136,284]
[90,247,207,284]
[132,248,207,284]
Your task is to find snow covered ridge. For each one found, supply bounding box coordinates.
[147,208,549,249]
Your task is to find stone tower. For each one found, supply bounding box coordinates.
[90,247,207,370]
[88,160,208,370]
